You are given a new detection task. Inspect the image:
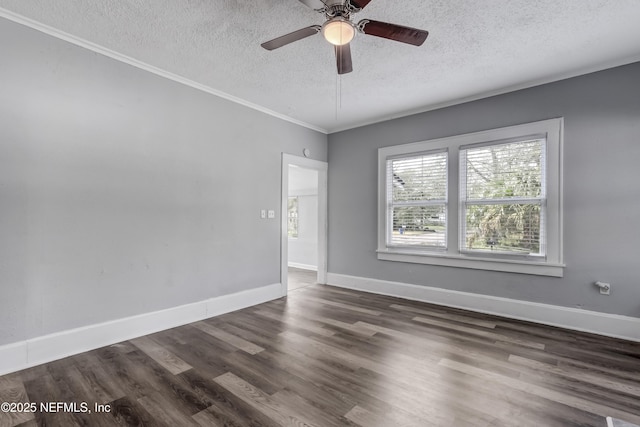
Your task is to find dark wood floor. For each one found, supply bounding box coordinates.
[1,283,640,427]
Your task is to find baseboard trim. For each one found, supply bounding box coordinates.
[288,262,318,271]
[326,273,640,343]
[0,283,281,376]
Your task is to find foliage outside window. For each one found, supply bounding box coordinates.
[460,138,545,256]
[288,197,298,238]
[377,118,564,277]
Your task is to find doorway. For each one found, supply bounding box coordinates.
[281,154,328,296]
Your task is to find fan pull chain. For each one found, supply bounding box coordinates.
[335,73,342,120]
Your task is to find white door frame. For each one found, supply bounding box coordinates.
[281,153,328,296]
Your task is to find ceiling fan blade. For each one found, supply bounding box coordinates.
[359,20,428,46]
[348,0,373,10]
[298,0,326,10]
[335,43,353,75]
[261,26,322,50]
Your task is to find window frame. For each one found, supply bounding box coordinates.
[377,118,564,277]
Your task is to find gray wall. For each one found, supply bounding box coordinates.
[328,61,640,317]
[0,17,327,346]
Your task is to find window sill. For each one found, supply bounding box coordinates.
[376,249,565,277]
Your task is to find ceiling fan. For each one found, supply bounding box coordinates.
[261,0,429,75]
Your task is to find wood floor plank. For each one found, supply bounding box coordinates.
[213,372,319,427]
[95,343,209,420]
[0,377,35,426]
[270,389,360,427]
[148,328,231,380]
[192,321,265,354]
[192,407,238,427]
[109,396,160,427]
[347,368,465,426]
[130,336,193,375]
[220,310,285,336]
[179,369,282,427]
[253,308,336,337]
[210,319,282,353]
[345,404,435,427]
[138,390,200,427]
[439,358,640,425]
[390,303,498,328]
[46,361,120,427]
[413,315,546,349]
[218,351,288,396]
[253,349,361,414]
[508,354,640,397]
[361,321,518,366]
[280,329,443,389]
[22,373,82,427]
[421,363,600,427]
[123,349,212,416]
[72,352,128,403]
[516,368,640,419]
[545,341,640,371]
[295,295,383,316]
[280,306,378,337]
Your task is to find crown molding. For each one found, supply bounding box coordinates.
[0,8,328,135]
[328,55,640,133]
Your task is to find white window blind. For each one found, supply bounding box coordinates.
[460,137,546,256]
[378,118,563,276]
[386,150,447,248]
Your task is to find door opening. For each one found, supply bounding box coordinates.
[281,154,328,296]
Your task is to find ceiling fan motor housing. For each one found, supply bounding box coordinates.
[324,0,348,9]
[325,3,351,19]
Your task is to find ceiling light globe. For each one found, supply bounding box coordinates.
[322,18,355,46]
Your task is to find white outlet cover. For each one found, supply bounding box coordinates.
[268,210,275,219]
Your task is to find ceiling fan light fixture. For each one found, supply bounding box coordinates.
[322,18,355,46]
[260,0,430,74]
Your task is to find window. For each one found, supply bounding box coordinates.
[288,197,298,238]
[460,138,545,256]
[387,151,448,249]
[378,118,564,277]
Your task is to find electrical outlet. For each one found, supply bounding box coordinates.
[260,210,266,219]
[595,281,611,295]
[268,210,275,219]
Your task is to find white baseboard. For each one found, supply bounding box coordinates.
[288,262,318,271]
[0,283,281,376]
[326,273,640,343]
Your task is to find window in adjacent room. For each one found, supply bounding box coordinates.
[288,196,299,238]
[377,118,564,277]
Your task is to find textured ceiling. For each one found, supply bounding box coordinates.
[1,0,640,133]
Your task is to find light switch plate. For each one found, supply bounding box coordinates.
[260,210,266,219]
